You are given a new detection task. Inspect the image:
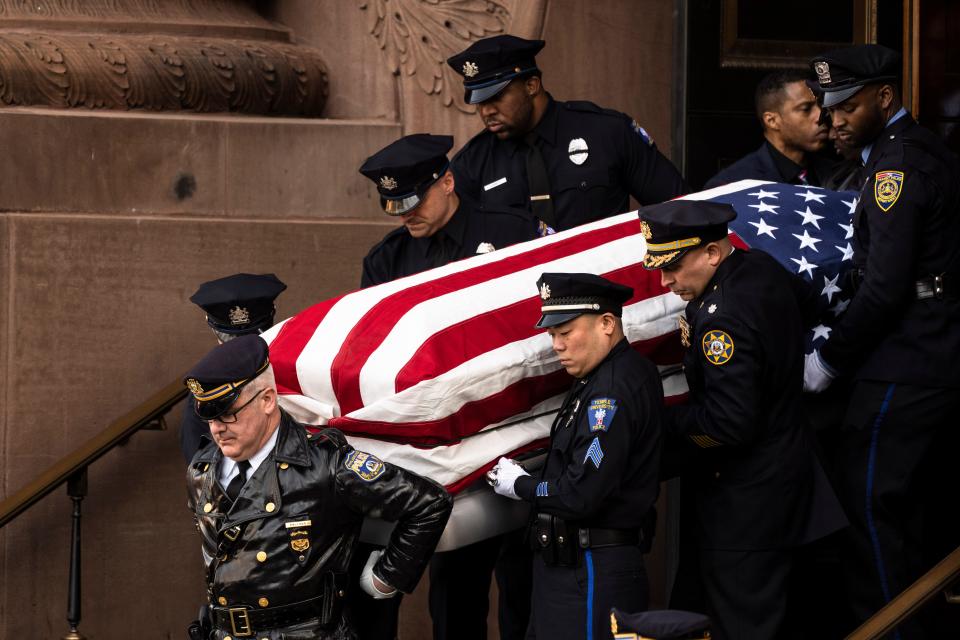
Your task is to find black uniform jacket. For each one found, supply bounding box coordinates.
[667,250,846,550]
[360,194,537,288]
[451,96,686,231]
[819,114,960,387]
[187,412,452,608]
[514,339,663,528]
[704,141,835,189]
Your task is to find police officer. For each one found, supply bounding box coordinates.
[184,335,452,639]
[360,133,538,288]
[447,35,686,232]
[489,273,663,638]
[610,608,711,640]
[180,273,287,463]
[803,45,960,635]
[641,200,846,639]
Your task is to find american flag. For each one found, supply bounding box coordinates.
[262,180,858,493]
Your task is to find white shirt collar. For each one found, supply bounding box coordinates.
[219,424,280,486]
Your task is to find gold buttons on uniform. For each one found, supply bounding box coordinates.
[258,597,270,608]
[279,462,289,470]
[265,502,276,512]
[203,503,213,513]
[218,596,227,606]
[224,636,232,640]
[256,551,267,563]
[202,463,210,472]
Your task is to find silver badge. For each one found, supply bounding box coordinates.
[379,176,398,191]
[568,138,588,165]
[708,304,717,314]
[463,61,479,78]
[228,306,250,325]
[814,61,831,84]
[475,242,495,254]
[540,283,551,300]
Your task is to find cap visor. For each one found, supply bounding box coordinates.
[466,79,512,105]
[536,311,584,329]
[822,85,864,108]
[382,193,422,216]
[194,390,240,420]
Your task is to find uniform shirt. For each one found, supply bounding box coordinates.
[667,249,845,550]
[451,97,687,231]
[514,339,663,528]
[360,195,537,288]
[819,112,960,386]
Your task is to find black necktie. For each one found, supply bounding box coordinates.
[225,460,251,503]
[524,132,556,229]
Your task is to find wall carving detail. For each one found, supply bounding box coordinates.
[359,0,509,113]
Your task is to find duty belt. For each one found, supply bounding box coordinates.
[850,269,952,300]
[212,594,334,637]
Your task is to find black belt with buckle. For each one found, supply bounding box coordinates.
[916,274,951,300]
[212,595,331,637]
[578,527,642,549]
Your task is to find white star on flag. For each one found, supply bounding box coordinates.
[821,273,842,303]
[748,201,780,215]
[829,298,850,315]
[839,222,853,240]
[795,206,824,229]
[748,218,778,239]
[843,198,858,215]
[835,243,854,261]
[811,324,832,341]
[791,255,818,277]
[797,189,827,204]
[793,229,821,252]
[748,189,779,200]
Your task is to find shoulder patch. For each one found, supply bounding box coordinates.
[631,119,654,146]
[874,170,904,212]
[344,450,385,482]
[702,330,734,366]
[587,397,618,432]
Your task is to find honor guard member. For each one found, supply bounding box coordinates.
[641,201,846,640]
[447,35,687,233]
[610,608,711,640]
[488,273,664,639]
[184,335,452,640]
[804,45,960,636]
[180,273,287,463]
[360,133,538,288]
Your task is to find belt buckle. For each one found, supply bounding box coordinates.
[229,607,253,637]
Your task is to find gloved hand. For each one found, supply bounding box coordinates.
[360,550,397,600]
[490,456,529,500]
[803,350,836,393]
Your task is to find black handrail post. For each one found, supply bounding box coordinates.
[63,467,88,640]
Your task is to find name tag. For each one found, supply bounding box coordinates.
[285,519,312,528]
[484,177,507,191]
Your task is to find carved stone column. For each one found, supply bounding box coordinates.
[0,0,328,114]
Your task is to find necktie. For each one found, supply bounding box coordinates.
[224,460,251,503]
[524,132,556,229]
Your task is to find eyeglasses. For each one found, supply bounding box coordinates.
[209,389,265,424]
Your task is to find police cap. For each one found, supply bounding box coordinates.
[184,335,270,421]
[447,34,545,104]
[810,44,901,108]
[639,200,736,270]
[359,134,454,216]
[536,272,633,329]
[610,607,711,640]
[189,273,286,335]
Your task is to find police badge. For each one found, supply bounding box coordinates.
[462,61,479,78]
[228,306,250,325]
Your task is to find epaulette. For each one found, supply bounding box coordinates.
[563,100,625,120]
[308,427,351,454]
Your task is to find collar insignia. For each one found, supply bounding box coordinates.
[463,61,479,78]
[539,283,551,300]
[640,220,653,241]
[708,304,717,314]
[228,306,250,325]
[379,175,398,191]
[186,378,204,395]
[814,61,832,84]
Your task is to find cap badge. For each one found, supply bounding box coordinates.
[379,175,398,191]
[539,283,551,300]
[640,220,653,241]
[186,378,205,395]
[228,306,250,325]
[463,61,479,78]
[475,242,496,254]
[814,61,832,84]
[568,138,589,165]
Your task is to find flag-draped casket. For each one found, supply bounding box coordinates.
[262,180,858,499]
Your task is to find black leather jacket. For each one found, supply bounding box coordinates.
[187,411,452,631]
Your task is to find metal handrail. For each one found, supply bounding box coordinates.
[846,545,960,639]
[0,376,186,528]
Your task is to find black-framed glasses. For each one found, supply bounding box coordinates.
[208,388,265,424]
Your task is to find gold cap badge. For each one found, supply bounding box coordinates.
[640,220,653,240]
[186,378,204,395]
[228,305,250,325]
[463,61,479,78]
[539,283,551,300]
[379,175,398,191]
[814,61,831,84]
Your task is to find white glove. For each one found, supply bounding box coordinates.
[360,550,397,600]
[490,456,529,501]
[803,350,836,393]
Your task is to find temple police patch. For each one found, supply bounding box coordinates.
[874,170,904,212]
[702,330,734,366]
[587,397,618,432]
[345,451,385,482]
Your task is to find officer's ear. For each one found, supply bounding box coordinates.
[705,241,726,267]
[261,386,278,415]
[877,83,896,111]
[441,170,456,196]
[761,110,780,132]
[524,75,542,98]
[599,312,618,337]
